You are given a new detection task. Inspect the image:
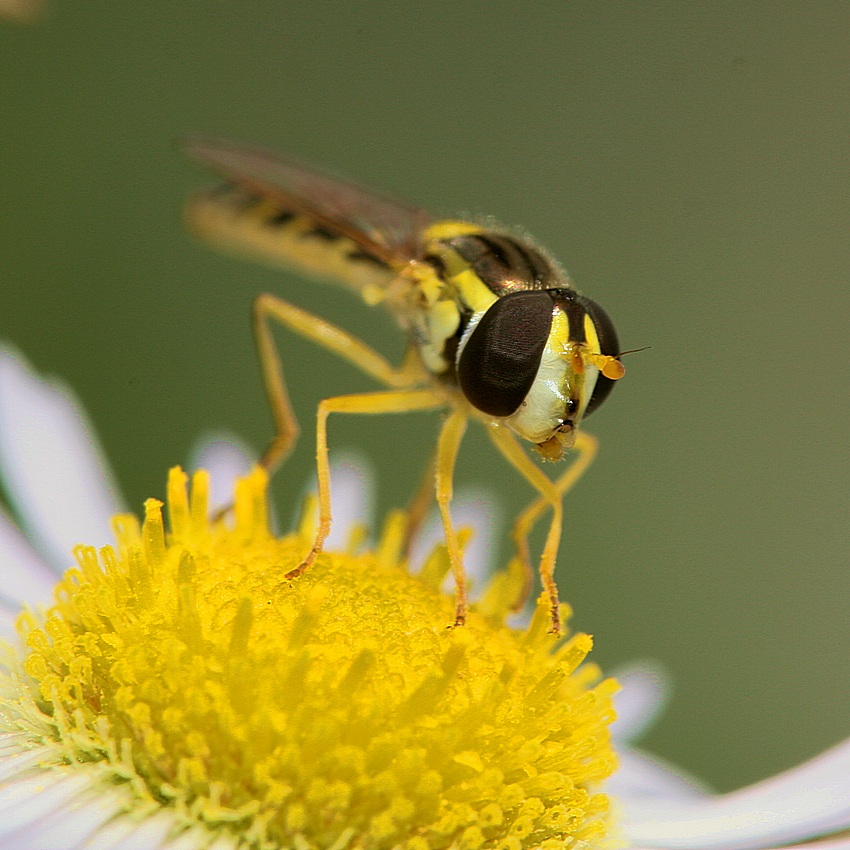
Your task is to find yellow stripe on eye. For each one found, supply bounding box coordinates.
[581,315,624,379]
[583,314,601,354]
[549,311,572,351]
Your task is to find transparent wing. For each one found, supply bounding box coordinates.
[185,137,431,265]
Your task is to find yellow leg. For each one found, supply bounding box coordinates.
[511,431,598,612]
[486,426,564,634]
[285,387,443,580]
[252,293,423,475]
[434,410,469,627]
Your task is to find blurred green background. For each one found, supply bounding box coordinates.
[1,2,847,793]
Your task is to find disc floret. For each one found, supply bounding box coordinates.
[5,467,618,849]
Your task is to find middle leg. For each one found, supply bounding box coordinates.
[434,409,469,627]
[509,431,599,612]
[285,387,444,580]
[486,425,564,634]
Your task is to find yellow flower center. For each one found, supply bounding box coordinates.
[5,467,618,849]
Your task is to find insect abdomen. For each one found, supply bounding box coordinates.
[186,185,397,295]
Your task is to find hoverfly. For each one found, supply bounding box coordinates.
[185,138,625,634]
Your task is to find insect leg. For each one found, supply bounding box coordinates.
[285,387,443,580]
[509,431,598,612]
[253,293,424,475]
[434,410,469,627]
[486,426,564,635]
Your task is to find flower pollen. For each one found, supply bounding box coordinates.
[4,467,618,849]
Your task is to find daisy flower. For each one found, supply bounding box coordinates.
[0,344,847,850]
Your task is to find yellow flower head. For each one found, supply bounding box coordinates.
[5,467,618,850]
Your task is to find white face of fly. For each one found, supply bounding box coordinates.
[504,309,600,460]
[453,286,622,463]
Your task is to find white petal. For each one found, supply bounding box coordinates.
[6,786,118,849]
[160,826,231,849]
[0,506,57,608]
[80,810,175,850]
[0,770,93,837]
[611,660,671,744]
[0,602,19,642]
[327,451,374,549]
[609,747,711,803]
[408,486,500,593]
[300,451,374,549]
[451,487,500,586]
[189,432,254,515]
[758,840,850,850]
[623,738,850,850]
[77,814,161,850]
[0,743,56,783]
[627,840,850,850]
[0,346,125,573]
[0,732,37,760]
[205,835,241,850]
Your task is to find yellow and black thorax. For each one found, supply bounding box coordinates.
[406,221,620,432]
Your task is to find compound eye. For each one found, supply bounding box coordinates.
[457,290,554,417]
[576,294,621,417]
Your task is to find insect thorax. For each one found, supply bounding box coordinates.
[408,221,569,381]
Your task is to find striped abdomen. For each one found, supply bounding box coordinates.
[186,184,398,296]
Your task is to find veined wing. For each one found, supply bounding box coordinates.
[185,137,431,268]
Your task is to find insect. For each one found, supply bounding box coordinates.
[185,138,625,634]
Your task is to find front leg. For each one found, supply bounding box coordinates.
[509,431,598,613]
[486,425,564,635]
[284,387,444,580]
